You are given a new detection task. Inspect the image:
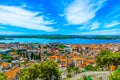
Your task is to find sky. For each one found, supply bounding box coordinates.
[0,0,120,35]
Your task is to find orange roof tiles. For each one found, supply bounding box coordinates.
[109,65,116,71]
[5,66,20,80]
[0,62,9,67]
[60,59,67,61]
[9,52,16,55]
[50,56,55,60]
[86,59,95,63]
[72,45,80,48]
[60,56,66,59]
[73,58,86,61]
[0,54,2,57]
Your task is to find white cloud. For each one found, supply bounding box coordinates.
[65,0,106,25]
[78,26,86,30]
[0,31,23,35]
[72,29,120,35]
[0,5,58,32]
[104,21,120,28]
[90,21,100,30]
[78,21,100,30]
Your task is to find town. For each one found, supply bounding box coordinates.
[0,42,120,80]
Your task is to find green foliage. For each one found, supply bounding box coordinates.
[69,62,75,68]
[34,55,40,60]
[11,49,15,52]
[66,67,73,72]
[66,66,79,75]
[67,61,79,73]
[95,50,120,69]
[21,61,27,65]
[0,72,8,80]
[43,51,47,54]
[79,75,92,80]
[1,35,120,40]
[82,75,88,80]
[73,67,79,72]
[43,46,47,49]
[66,62,78,74]
[2,55,12,63]
[58,44,65,49]
[85,64,99,71]
[18,60,60,80]
[16,50,20,55]
[7,58,12,63]
[18,69,30,80]
[0,62,2,65]
[109,68,120,80]
[87,75,92,80]
[93,36,120,40]
[39,60,60,80]
[18,64,40,80]
[79,75,88,80]
[16,49,26,55]
[30,52,34,60]
[67,73,72,78]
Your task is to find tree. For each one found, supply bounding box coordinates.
[66,67,73,72]
[109,68,120,80]
[73,67,79,73]
[96,50,120,70]
[18,64,40,80]
[43,51,47,54]
[96,50,113,69]
[18,60,60,80]
[30,52,34,60]
[39,60,60,80]
[69,62,75,68]
[95,50,111,66]
[58,44,65,49]
[79,75,88,80]
[43,46,47,49]
[18,68,30,80]
[16,49,20,55]
[112,52,120,67]
[66,62,75,73]
[0,72,8,80]
[26,53,29,59]
[85,64,99,71]
[2,55,12,63]
[38,52,41,61]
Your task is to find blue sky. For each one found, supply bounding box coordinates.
[0,0,120,35]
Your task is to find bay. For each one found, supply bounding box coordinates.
[0,38,120,44]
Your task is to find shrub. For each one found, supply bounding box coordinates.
[109,68,120,80]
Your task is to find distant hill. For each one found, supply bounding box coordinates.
[0,35,120,40]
